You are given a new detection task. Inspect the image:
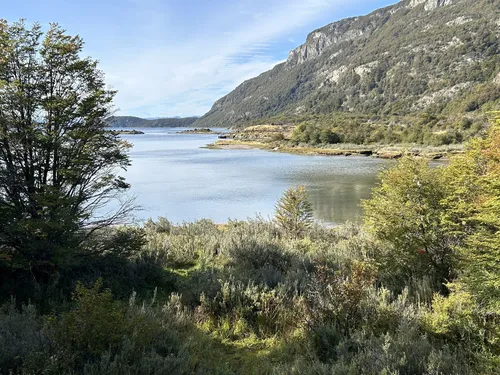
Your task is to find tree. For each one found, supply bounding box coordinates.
[319,127,341,144]
[275,186,314,238]
[442,113,500,311]
[362,158,453,292]
[0,21,131,278]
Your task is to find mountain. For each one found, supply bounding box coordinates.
[108,116,198,128]
[195,0,499,128]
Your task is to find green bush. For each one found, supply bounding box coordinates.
[196,280,305,338]
[362,157,453,293]
[0,300,48,374]
[22,280,191,374]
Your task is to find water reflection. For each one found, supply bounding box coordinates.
[117,128,389,225]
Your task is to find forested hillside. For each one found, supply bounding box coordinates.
[108,116,198,128]
[195,0,499,128]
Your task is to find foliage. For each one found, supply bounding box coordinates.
[0,21,131,285]
[1,209,499,374]
[0,299,48,373]
[3,280,191,375]
[442,113,500,311]
[362,157,453,292]
[285,112,487,146]
[275,186,314,238]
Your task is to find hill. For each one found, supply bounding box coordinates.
[195,0,499,129]
[108,116,198,128]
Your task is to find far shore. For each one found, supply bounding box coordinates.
[110,129,145,135]
[203,139,463,160]
[176,128,224,135]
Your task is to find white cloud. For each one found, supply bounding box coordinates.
[100,0,347,117]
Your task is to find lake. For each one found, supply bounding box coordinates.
[117,128,389,225]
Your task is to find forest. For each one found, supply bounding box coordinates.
[0,19,499,375]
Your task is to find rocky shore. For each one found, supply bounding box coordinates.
[205,139,462,160]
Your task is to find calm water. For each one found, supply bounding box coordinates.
[117,128,389,225]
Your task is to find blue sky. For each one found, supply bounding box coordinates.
[3,0,397,117]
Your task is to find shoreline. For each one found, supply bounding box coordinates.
[204,139,464,160]
[111,129,145,135]
[177,128,225,135]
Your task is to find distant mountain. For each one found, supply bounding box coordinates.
[108,116,198,128]
[195,0,499,128]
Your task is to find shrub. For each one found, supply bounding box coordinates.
[0,299,48,374]
[38,280,189,373]
[196,280,305,338]
[228,239,292,287]
[306,261,378,335]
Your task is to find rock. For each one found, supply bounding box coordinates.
[358,150,373,156]
[408,0,454,11]
[493,71,500,86]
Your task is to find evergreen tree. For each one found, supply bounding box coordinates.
[275,186,314,238]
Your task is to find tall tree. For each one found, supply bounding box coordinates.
[0,20,131,276]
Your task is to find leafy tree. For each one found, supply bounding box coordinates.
[362,158,453,291]
[319,127,341,144]
[275,186,314,238]
[0,21,131,278]
[442,113,500,310]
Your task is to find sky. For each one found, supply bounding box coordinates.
[3,0,397,118]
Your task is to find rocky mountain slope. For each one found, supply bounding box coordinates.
[108,116,198,128]
[195,0,499,128]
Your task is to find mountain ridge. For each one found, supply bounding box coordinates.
[108,116,199,128]
[194,0,499,128]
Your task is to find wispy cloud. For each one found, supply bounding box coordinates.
[100,0,347,117]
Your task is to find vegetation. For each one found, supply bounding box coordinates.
[362,157,453,293]
[195,0,499,138]
[1,16,500,375]
[275,186,314,238]
[177,128,219,134]
[110,129,145,135]
[286,113,488,146]
[1,114,499,373]
[0,20,133,301]
[216,112,488,156]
